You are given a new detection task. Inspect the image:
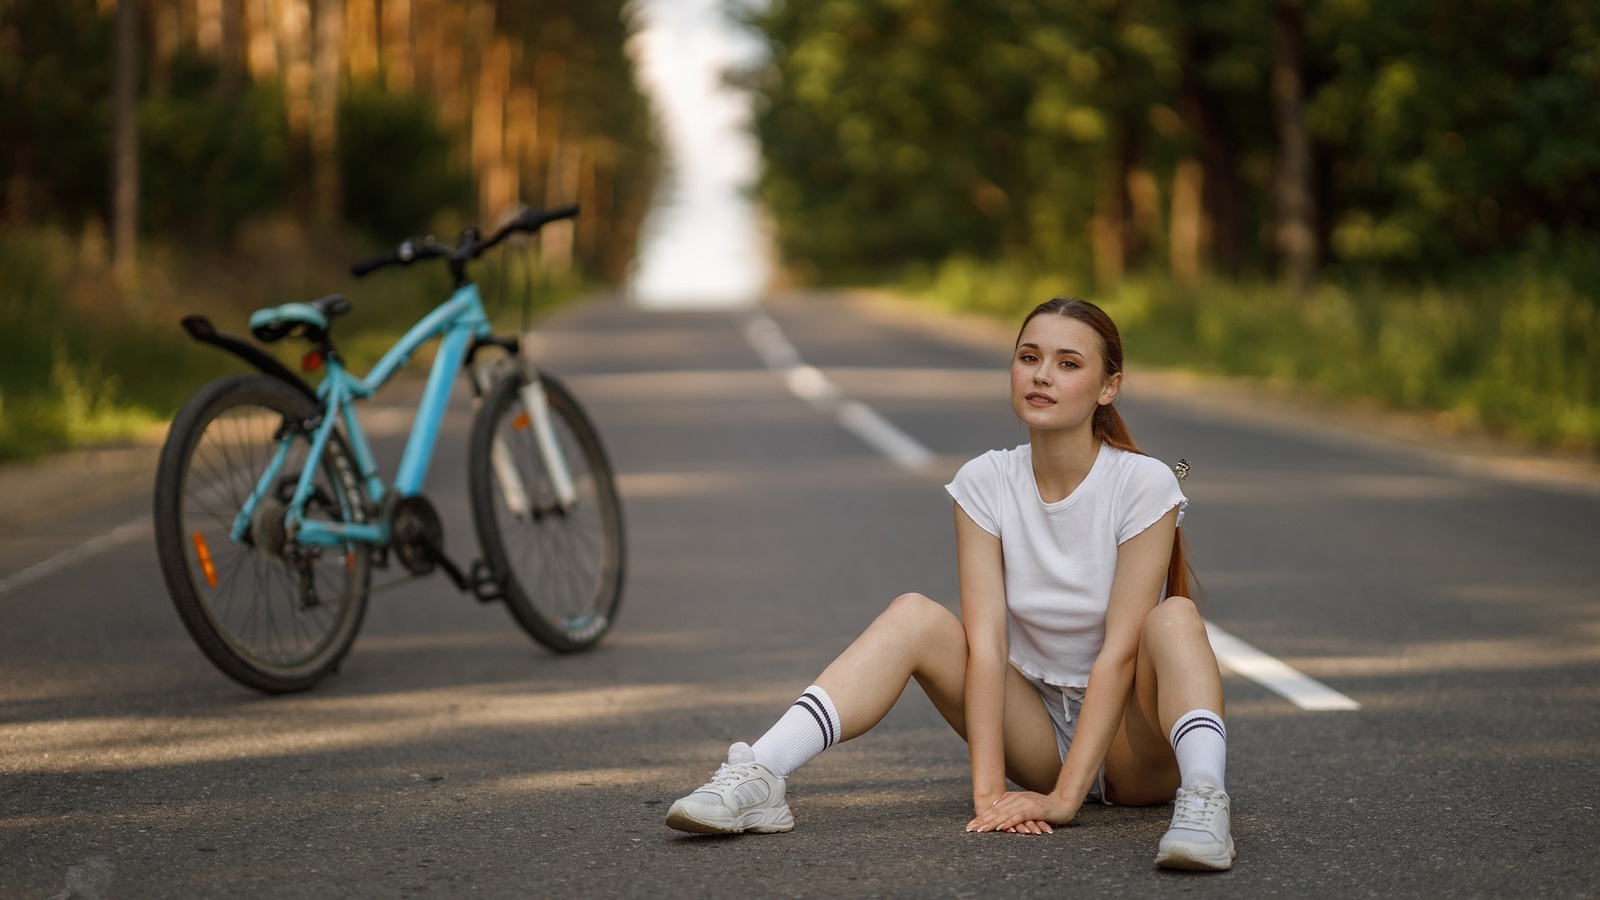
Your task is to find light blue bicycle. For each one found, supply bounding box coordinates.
[153,205,625,692]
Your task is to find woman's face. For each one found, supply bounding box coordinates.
[1010,314,1120,433]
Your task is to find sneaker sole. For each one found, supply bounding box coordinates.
[664,806,795,835]
[1155,837,1235,871]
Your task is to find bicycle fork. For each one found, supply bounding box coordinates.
[478,360,578,519]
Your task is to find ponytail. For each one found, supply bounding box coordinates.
[1021,298,1199,602]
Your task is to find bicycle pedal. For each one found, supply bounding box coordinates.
[469,560,505,603]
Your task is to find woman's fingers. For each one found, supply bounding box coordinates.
[966,793,1055,833]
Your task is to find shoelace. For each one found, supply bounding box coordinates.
[1169,786,1224,831]
[704,762,762,791]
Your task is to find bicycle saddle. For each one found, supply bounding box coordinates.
[249,294,352,343]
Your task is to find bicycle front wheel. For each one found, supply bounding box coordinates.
[153,374,371,692]
[468,370,625,652]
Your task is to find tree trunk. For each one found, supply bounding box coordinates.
[310,0,343,226]
[111,0,140,282]
[1170,158,1204,289]
[1178,26,1246,276]
[381,0,413,91]
[346,0,379,83]
[1091,189,1124,293]
[1272,0,1318,294]
[218,0,243,91]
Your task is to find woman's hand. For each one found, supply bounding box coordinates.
[966,791,1077,835]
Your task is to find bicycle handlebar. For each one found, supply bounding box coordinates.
[350,204,580,279]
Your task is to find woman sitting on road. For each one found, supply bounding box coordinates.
[664,297,1234,871]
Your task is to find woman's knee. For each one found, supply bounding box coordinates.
[879,592,961,641]
[1142,595,1204,641]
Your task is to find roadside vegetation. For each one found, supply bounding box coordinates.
[0,0,657,461]
[909,249,1600,451]
[739,0,1600,453]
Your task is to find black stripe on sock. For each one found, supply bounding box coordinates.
[1173,717,1226,748]
[793,699,831,748]
[799,692,835,747]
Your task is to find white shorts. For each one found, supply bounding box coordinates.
[1022,671,1111,805]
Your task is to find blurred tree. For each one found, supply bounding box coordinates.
[1272,0,1316,294]
[0,0,113,226]
[1309,0,1600,274]
[137,48,290,237]
[0,0,659,282]
[737,0,1600,288]
[338,82,469,239]
[112,0,139,279]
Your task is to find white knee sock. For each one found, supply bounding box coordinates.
[1169,709,1227,792]
[750,685,842,778]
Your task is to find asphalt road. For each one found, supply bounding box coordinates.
[1,292,1597,899]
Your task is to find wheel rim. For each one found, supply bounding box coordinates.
[489,395,618,640]
[178,401,363,675]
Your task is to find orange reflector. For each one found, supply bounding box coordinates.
[512,411,531,430]
[192,532,218,587]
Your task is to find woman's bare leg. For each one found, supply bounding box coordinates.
[812,593,1062,791]
[1104,596,1225,806]
[667,593,1062,835]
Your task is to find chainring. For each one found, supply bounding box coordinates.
[392,495,444,576]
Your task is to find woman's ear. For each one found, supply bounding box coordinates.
[1099,371,1122,406]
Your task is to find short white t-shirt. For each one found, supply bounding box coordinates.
[945,443,1187,688]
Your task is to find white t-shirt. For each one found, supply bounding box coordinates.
[945,443,1187,688]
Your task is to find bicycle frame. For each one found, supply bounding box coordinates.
[228,283,492,551]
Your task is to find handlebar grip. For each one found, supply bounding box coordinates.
[512,203,580,232]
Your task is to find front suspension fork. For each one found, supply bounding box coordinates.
[475,359,577,517]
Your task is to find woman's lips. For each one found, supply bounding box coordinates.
[1024,391,1055,406]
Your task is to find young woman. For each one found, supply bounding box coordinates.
[664,297,1234,871]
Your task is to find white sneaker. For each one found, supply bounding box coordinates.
[1155,783,1235,871]
[665,742,795,835]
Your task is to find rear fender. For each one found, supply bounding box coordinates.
[181,315,318,401]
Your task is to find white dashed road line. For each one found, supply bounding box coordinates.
[743,311,935,472]
[1206,620,1361,711]
[0,517,151,598]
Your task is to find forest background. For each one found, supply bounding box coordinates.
[0,0,658,458]
[2,0,1599,460]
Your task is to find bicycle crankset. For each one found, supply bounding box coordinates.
[391,495,444,576]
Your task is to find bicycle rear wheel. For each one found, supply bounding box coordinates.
[468,370,625,651]
[153,374,371,692]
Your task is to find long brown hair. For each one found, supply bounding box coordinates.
[1017,297,1198,601]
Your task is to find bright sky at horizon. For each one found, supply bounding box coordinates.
[626,0,771,309]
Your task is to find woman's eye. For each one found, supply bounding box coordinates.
[1061,360,1077,369]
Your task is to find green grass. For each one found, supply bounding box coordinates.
[904,253,1600,454]
[0,223,586,461]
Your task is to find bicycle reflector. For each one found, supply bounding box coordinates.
[301,351,323,372]
[191,532,218,588]
[512,411,531,430]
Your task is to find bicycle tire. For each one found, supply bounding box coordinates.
[153,374,371,692]
[468,370,625,651]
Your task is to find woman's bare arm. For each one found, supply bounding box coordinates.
[954,503,1010,814]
